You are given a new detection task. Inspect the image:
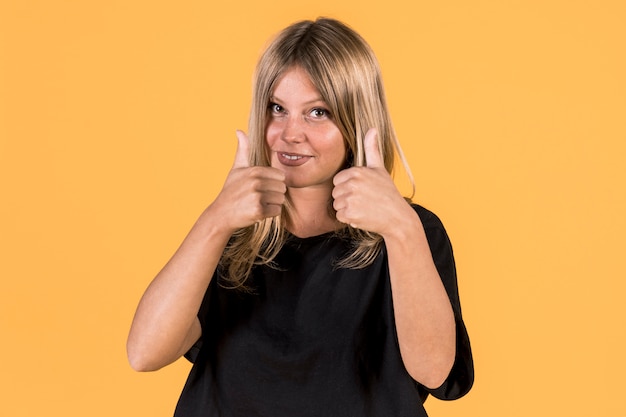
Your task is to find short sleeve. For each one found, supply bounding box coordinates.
[183,276,216,363]
[413,204,474,401]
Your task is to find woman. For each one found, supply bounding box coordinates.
[127,17,473,416]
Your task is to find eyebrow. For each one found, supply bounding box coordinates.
[269,96,327,106]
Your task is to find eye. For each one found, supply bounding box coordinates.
[268,102,284,114]
[310,108,330,119]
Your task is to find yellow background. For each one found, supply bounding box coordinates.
[1,1,624,416]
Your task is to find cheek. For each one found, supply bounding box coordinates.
[334,147,348,169]
[327,134,347,168]
[265,122,279,147]
[332,130,347,157]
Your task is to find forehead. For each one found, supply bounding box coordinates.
[271,66,323,101]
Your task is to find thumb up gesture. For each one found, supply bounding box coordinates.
[332,128,409,236]
[211,131,286,232]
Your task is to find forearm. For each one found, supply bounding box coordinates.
[126,205,233,371]
[383,208,456,388]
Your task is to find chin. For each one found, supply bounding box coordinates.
[286,178,333,191]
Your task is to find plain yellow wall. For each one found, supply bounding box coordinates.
[1,1,624,416]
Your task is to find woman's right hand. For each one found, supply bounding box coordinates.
[127,131,285,372]
[208,130,286,232]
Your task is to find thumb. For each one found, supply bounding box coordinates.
[233,130,251,168]
[363,128,383,168]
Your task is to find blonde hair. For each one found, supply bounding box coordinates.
[220,17,414,289]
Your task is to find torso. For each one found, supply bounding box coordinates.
[175,231,428,417]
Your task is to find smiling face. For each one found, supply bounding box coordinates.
[265,66,346,192]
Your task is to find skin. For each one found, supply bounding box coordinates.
[127,66,456,389]
[265,66,346,236]
[332,128,456,388]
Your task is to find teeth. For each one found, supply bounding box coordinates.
[282,153,303,160]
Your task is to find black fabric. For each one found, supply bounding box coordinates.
[175,204,473,417]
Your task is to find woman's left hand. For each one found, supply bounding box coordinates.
[332,128,414,236]
[334,129,457,388]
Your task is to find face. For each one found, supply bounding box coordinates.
[265,66,346,191]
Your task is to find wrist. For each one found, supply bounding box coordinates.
[380,204,424,242]
[194,203,239,242]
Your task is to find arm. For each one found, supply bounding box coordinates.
[380,206,456,388]
[126,131,286,371]
[332,129,456,388]
[413,209,474,400]
[126,208,234,372]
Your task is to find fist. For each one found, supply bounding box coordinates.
[213,131,286,231]
[332,128,407,235]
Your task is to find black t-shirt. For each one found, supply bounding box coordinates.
[174,205,473,417]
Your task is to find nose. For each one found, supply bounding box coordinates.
[281,115,305,143]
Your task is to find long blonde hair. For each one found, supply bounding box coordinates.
[220,17,414,289]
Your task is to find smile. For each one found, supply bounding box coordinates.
[276,152,311,167]
[281,153,304,160]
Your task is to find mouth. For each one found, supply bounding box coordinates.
[276,152,312,167]
[281,153,305,161]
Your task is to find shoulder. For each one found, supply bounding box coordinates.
[409,203,454,262]
[410,203,446,232]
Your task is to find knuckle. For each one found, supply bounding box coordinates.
[249,204,264,219]
[248,166,263,176]
[248,166,267,179]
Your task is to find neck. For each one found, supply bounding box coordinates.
[286,187,342,238]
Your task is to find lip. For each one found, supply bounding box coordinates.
[275,152,312,167]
